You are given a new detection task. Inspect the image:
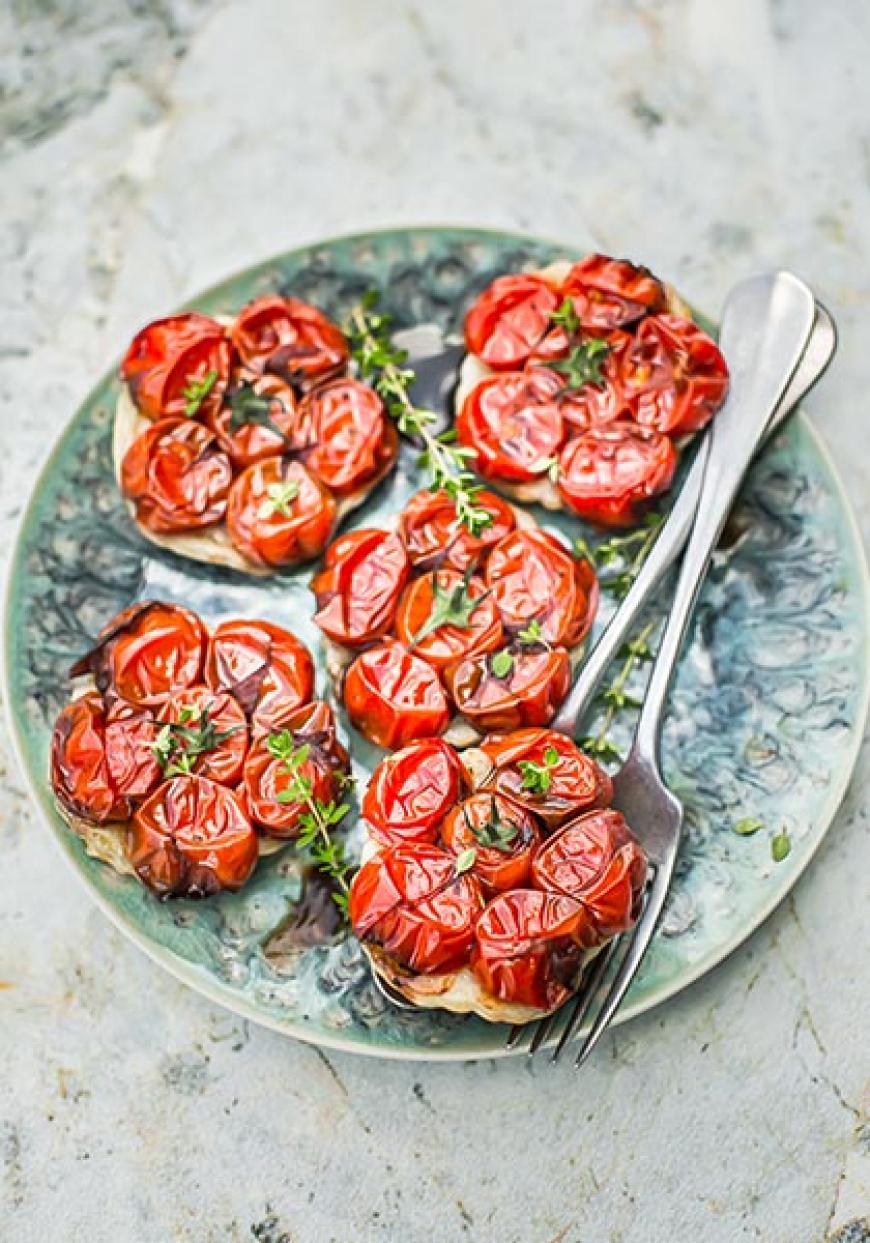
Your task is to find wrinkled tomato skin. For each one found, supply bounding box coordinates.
[129,774,258,897]
[531,808,648,943]
[557,424,677,529]
[311,529,410,648]
[292,378,399,497]
[456,368,566,483]
[121,313,232,422]
[344,640,451,750]
[121,419,233,534]
[445,646,570,733]
[471,889,591,1010]
[205,618,314,728]
[104,700,162,801]
[226,458,336,568]
[478,728,613,829]
[207,373,297,468]
[73,602,207,708]
[464,274,563,370]
[621,314,729,436]
[362,738,464,848]
[51,694,130,824]
[561,254,666,333]
[549,331,634,433]
[394,570,503,671]
[442,793,540,894]
[231,294,348,380]
[349,844,482,974]
[158,686,249,786]
[400,488,516,573]
[484,529,598,648]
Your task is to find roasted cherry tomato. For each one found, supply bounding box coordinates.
[120,313,232,423]
[231,294,348,380]
[349,844,482,974]
[471,889,592,1010]
[442,793,540,894]
[400,488,516,572]
[456,368,566,483]
[129,774,258,897]
[464,274,563,370]
[484,529,598,648]
[104,700,162,801]
[292,378,399,497]
[620,314,729,436]
[51,694,130,824]
[157,686,249,787]
[557,424,677,528]
[226,458,336,568]
[205,618,314,728]
[394,569,503,671]
[478,728,613,829]
[531,808,647,942]
[121,419,233,534]
[243,700,349,837]
[549,331,634,433]
[446,645,570,733]
[362,738,464,848]
[561,254,666,333]
[70,602,207,707]
[344,640,451,750]
[207,373,297,468]
[311,529,410,648]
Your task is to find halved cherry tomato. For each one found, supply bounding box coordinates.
[157,686,249,786]
[51,694,130,824]
[484,529,598,648]
[243,700,349,837]
[400,488,516,572]
[349,844,482,974]
[129,774,258,897]
[445,645,570,733]
[531,808,647,942]
[478,728,613,829]
[121,419,233,534]
[456,368,565,483]
[311,529,410,648]
[561,254,665,333]
[471,889,592,1010]
[120,313,232,422]
[362,738,464,848]
[104,700,162,801]
[207,373,297,468]
[394,569,503,671]
[226,458,336,568]
[231,295,348,380]
[442,793,540,894]
[70,602,207,707]
[292,378,399,497]
[205,618,314,728]
[620,314,729,436]
[557,424,677,529]
[464,274,563,370]
[344,640,451,750]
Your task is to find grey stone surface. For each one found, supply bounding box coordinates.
[1,2,869,1240]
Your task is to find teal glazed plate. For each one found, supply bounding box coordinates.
[5,228,869,1060]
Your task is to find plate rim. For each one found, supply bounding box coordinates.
[4,225,869,1061]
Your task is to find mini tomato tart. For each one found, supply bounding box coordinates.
[207,374,297,469]
[226,458,336,568]
[129,774,258,898]
[51,694,132,825]
[343,640,451,750]
[484,528,598,648]
[394,569,503,671]
[476,728,613,829]
[619,314,729,436]
[557,423,677,528]
[156,686,249,786]
[560,254,666,333]
[456,367,566,483]
[362,738,465,848]
[120,312,232,423]
[464,273,563,370]
[441,793,540,894]
[230,294,348,380]
[311,529,410,648]
[121,419,233,534]
[399,487,516,572]
[445,645,571,733]
[204,618,315,727]
[291,378,399,497]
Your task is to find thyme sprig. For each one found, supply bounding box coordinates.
[228,382,292,447]
[579,622,657,763]
[575,511,666,600]
[182,369,218,416]
[410,567,489,648]
[346,292,493,535]
[464,797,519,855]
[519,745,560,794]
[547,298,611,391]
[151,707,240,777]
[259,479,300,519]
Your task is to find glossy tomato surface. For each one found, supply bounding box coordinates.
[293,378,398,496]
[312,529,410,647]
[121,313,231,422]
[230,294,348,379]
[441,793,540,894]
[121,419,233,534]
[456,368,565,483]
[207,373,296,468]
[362,738,464,847]
[621,314,729,436]
[51,693,131,824]
[464,274,562,370]
[343,640,451,750]
[400,488,516,572]
[226,458,336,568]
[205,618,315,727]
[561,254,666,332]
[157,686,249,786]
[484,528,598,647]
[394,569,503,671]
[446,645,571,733]
[104,700,162,802]
[479,728,613,828]
[557,424,677,528]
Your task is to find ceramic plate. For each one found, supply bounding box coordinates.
[5,227,868,1060]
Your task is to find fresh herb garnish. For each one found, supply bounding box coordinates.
[465,797,519,855]
[579,622,656,764]
[518,745,560,794]
[151,708,240,777]
[259,479,300,519]
[454,847,477,876]
[346,291,493,535]
[771,828,791,863]
[490,650,514,679]
[733,817,764,837]
[549,297,582,337]
[517,618,544,646]
[577,512,666,600]
[410,567,489,648]
[228,382,292,446]
[549,339,611,391]
[182,369,218,417]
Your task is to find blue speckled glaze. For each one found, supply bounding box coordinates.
[4,227,868,1060]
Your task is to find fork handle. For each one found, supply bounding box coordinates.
[631,271,817,767]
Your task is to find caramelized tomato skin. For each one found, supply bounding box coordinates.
[562,254,666,332]
[456,367,566,483]
[478,728,613,829]
[207,373,297,468]
[349,844,483,974]
[129,774,258,897]
[484,529,598,648]
[226,458,336,568]
[464,274,563,370]
[394,570,503,671]
[104,700,162,801]
[343,640,451,750]
[231,294,348,379]
[293,378,399,497]
[121,419,233,533]
[120,313,232,422]
[446,646,571,733]
[621,314,729,436]
[51,694,131,824]
[557,424,677,529]
[158,686,249,786]
[205,618,315,727]
[400,488,516,573]
[362,739,464,847]
[312,529,410,648]
[441,793,540,894]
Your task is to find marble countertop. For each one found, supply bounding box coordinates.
[2,2,869,1240]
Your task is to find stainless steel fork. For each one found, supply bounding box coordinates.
[512,271,818,1064]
